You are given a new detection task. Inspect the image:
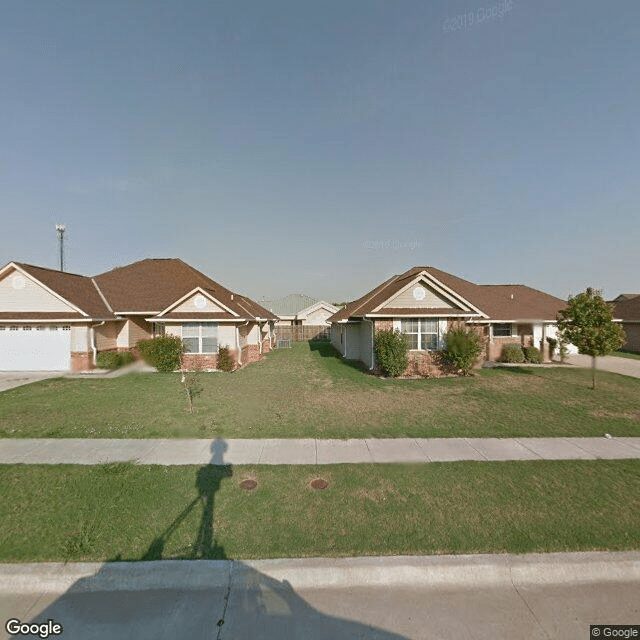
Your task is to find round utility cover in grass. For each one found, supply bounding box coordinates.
[240,479,257,491]
[310,478,329,490]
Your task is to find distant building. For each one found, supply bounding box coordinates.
[260,294,339,341]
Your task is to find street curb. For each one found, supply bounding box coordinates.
[0,552,638,594]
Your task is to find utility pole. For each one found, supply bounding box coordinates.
[55,224,66,271]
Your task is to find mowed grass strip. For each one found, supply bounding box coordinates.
[1,342,640,439]
[0,460,639,562]
[611,350,640,361]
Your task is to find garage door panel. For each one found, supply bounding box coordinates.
[0,327,71,371]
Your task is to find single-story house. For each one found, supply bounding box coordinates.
[611,294,640,352]
[260,293,338,340]
[328,266,575,375]
[0,258,277,372]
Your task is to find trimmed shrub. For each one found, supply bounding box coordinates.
[546,336,557,358]
[523,345,543,364]
[442,327,484,375]
[96,351,122,370]
[119,351,135,366]
[137,336,185,373]
[374,329,409,377]
[501,343,525,363]
[217,346,234,372]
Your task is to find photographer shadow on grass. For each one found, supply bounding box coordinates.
[141,437,232,561]
[23,436,408,639]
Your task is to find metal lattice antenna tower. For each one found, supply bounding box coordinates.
[55,224,66,271]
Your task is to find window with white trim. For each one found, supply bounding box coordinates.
[400,318,439,350]
[492,323,513,337]
[182,323,218,353]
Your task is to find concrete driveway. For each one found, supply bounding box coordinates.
[0,371,65,392]
[566,354,640,379]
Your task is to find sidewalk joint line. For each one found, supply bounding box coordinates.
[563,437,599,459]
[256,440,266,465]
[414,439,432,462]
[462,438,488,460]
[514,438,543,459]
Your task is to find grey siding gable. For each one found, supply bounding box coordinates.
[379,282,459,310]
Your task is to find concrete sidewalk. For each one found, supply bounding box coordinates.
[1,436,640,465]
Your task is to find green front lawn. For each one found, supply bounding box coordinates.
[611,350,640,361]
[1,460,638,562]
[1,342,639,439]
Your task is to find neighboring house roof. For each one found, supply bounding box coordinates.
[1,259,277,322]
[14,263,114,318]
[260,293,320,317]
[329,266,567,323]
[613,293,640,302]
[612,296,640,322]
[296,300,339,320]
[92,259,276,320]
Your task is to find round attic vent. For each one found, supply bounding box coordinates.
[412,286,426,301]
[194,294,206,309]
[12,275,25,290]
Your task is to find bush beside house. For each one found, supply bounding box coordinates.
[442,327,484,375]
[502,343,525,363]
[374,329,409,377]
[95,351,135,370]
[138,336,186,372]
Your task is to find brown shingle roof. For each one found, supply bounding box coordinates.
[612,296,640,322]
[3,259,277,322]
[15,263,114,318]
[93,259,278,321]
[328,267,567,322]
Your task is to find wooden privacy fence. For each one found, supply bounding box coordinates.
[274,325,330,342]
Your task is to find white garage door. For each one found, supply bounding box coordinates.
[0,326,71,371]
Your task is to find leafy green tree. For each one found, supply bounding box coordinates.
[374,329,409,377]
[556,288,625,389]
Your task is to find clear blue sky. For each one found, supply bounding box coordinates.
[1,0,638,303]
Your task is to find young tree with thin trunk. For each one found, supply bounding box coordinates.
[556,288,625,389]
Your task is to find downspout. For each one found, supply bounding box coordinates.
[90,321,106,367]
[258,321,263,355]
[343,324,347,357]
[236,321,250,366]
[364,318,375,370]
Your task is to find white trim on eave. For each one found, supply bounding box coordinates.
[468,318,560,324]
[148,317,249,323]
[296,300,339,320]
[366,313,480,318]
[1,262,90,317]
[369,271,489,319]
[156,287,239,318]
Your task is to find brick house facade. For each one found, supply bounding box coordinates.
[329,266,573,377]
